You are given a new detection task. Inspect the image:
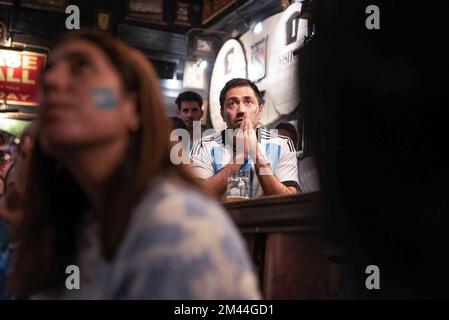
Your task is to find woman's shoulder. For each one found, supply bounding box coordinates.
[114,177,261,299]
[133,177,227,228]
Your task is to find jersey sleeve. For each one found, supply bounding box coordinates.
[276,138,300,190]
[189,139,215,179]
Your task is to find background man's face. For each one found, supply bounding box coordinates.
[0,151,13,181]
[221,86,262,130]
[178,100,203,131]
[277,128,298,151]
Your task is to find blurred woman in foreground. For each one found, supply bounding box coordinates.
[8,30,260,299]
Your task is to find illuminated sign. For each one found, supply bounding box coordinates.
[0,49,46,106]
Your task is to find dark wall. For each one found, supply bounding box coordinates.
[301,0,449,299]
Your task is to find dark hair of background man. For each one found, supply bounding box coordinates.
[175,91,203,110]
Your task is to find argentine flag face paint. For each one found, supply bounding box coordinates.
[91,87,118,110]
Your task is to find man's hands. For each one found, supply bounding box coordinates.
[234,113,261,165]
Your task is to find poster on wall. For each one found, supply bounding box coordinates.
[208,39,247,131]
[249,36,268,82]
[0,49,47,106]
[183,60,206,90]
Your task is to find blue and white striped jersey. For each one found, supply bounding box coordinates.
[190,128,300,198]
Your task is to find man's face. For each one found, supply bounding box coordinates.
[0,150,13,180]
[221,86,262,130]
[178,100,203,131]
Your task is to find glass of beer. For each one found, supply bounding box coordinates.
[225,170,250,202]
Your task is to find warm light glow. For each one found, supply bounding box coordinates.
[0,49,21,68]
[198,60,208,70]
[253,22,263,34]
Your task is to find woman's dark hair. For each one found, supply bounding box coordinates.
[8,29,201,295]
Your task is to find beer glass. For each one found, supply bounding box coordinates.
[225,170,250,202]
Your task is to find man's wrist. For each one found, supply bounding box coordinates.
[255,151,269,166]
[228,159,243,174]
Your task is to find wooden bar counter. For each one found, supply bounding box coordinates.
[223,192,344,299]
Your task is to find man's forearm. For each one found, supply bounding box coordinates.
[255,164,297,195]
[254,151,298,196]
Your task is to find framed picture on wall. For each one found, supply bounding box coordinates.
[249,36,268,82]
[191,36,215,57]
[183,60,206,90]
[125,0,167,26]
[173,0,192,27]
[94,9,113,32]
[21,0,66,12]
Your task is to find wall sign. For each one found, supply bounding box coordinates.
[267,2,306,115]
[0,49,46,106]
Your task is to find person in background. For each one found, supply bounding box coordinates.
[275,122,299,150]
[275,122,320,192]
[0,130,18,195]
[0,122,37,300]
[0,162,18,300]
[0,122,36,238]
[7,30,261,300]
[175,91,205,146]
[190,78,300,198]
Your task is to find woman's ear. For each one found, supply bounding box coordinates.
[123,93,140,132]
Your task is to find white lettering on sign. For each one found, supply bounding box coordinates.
[0,51,39,84]
[0,92,30,101]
